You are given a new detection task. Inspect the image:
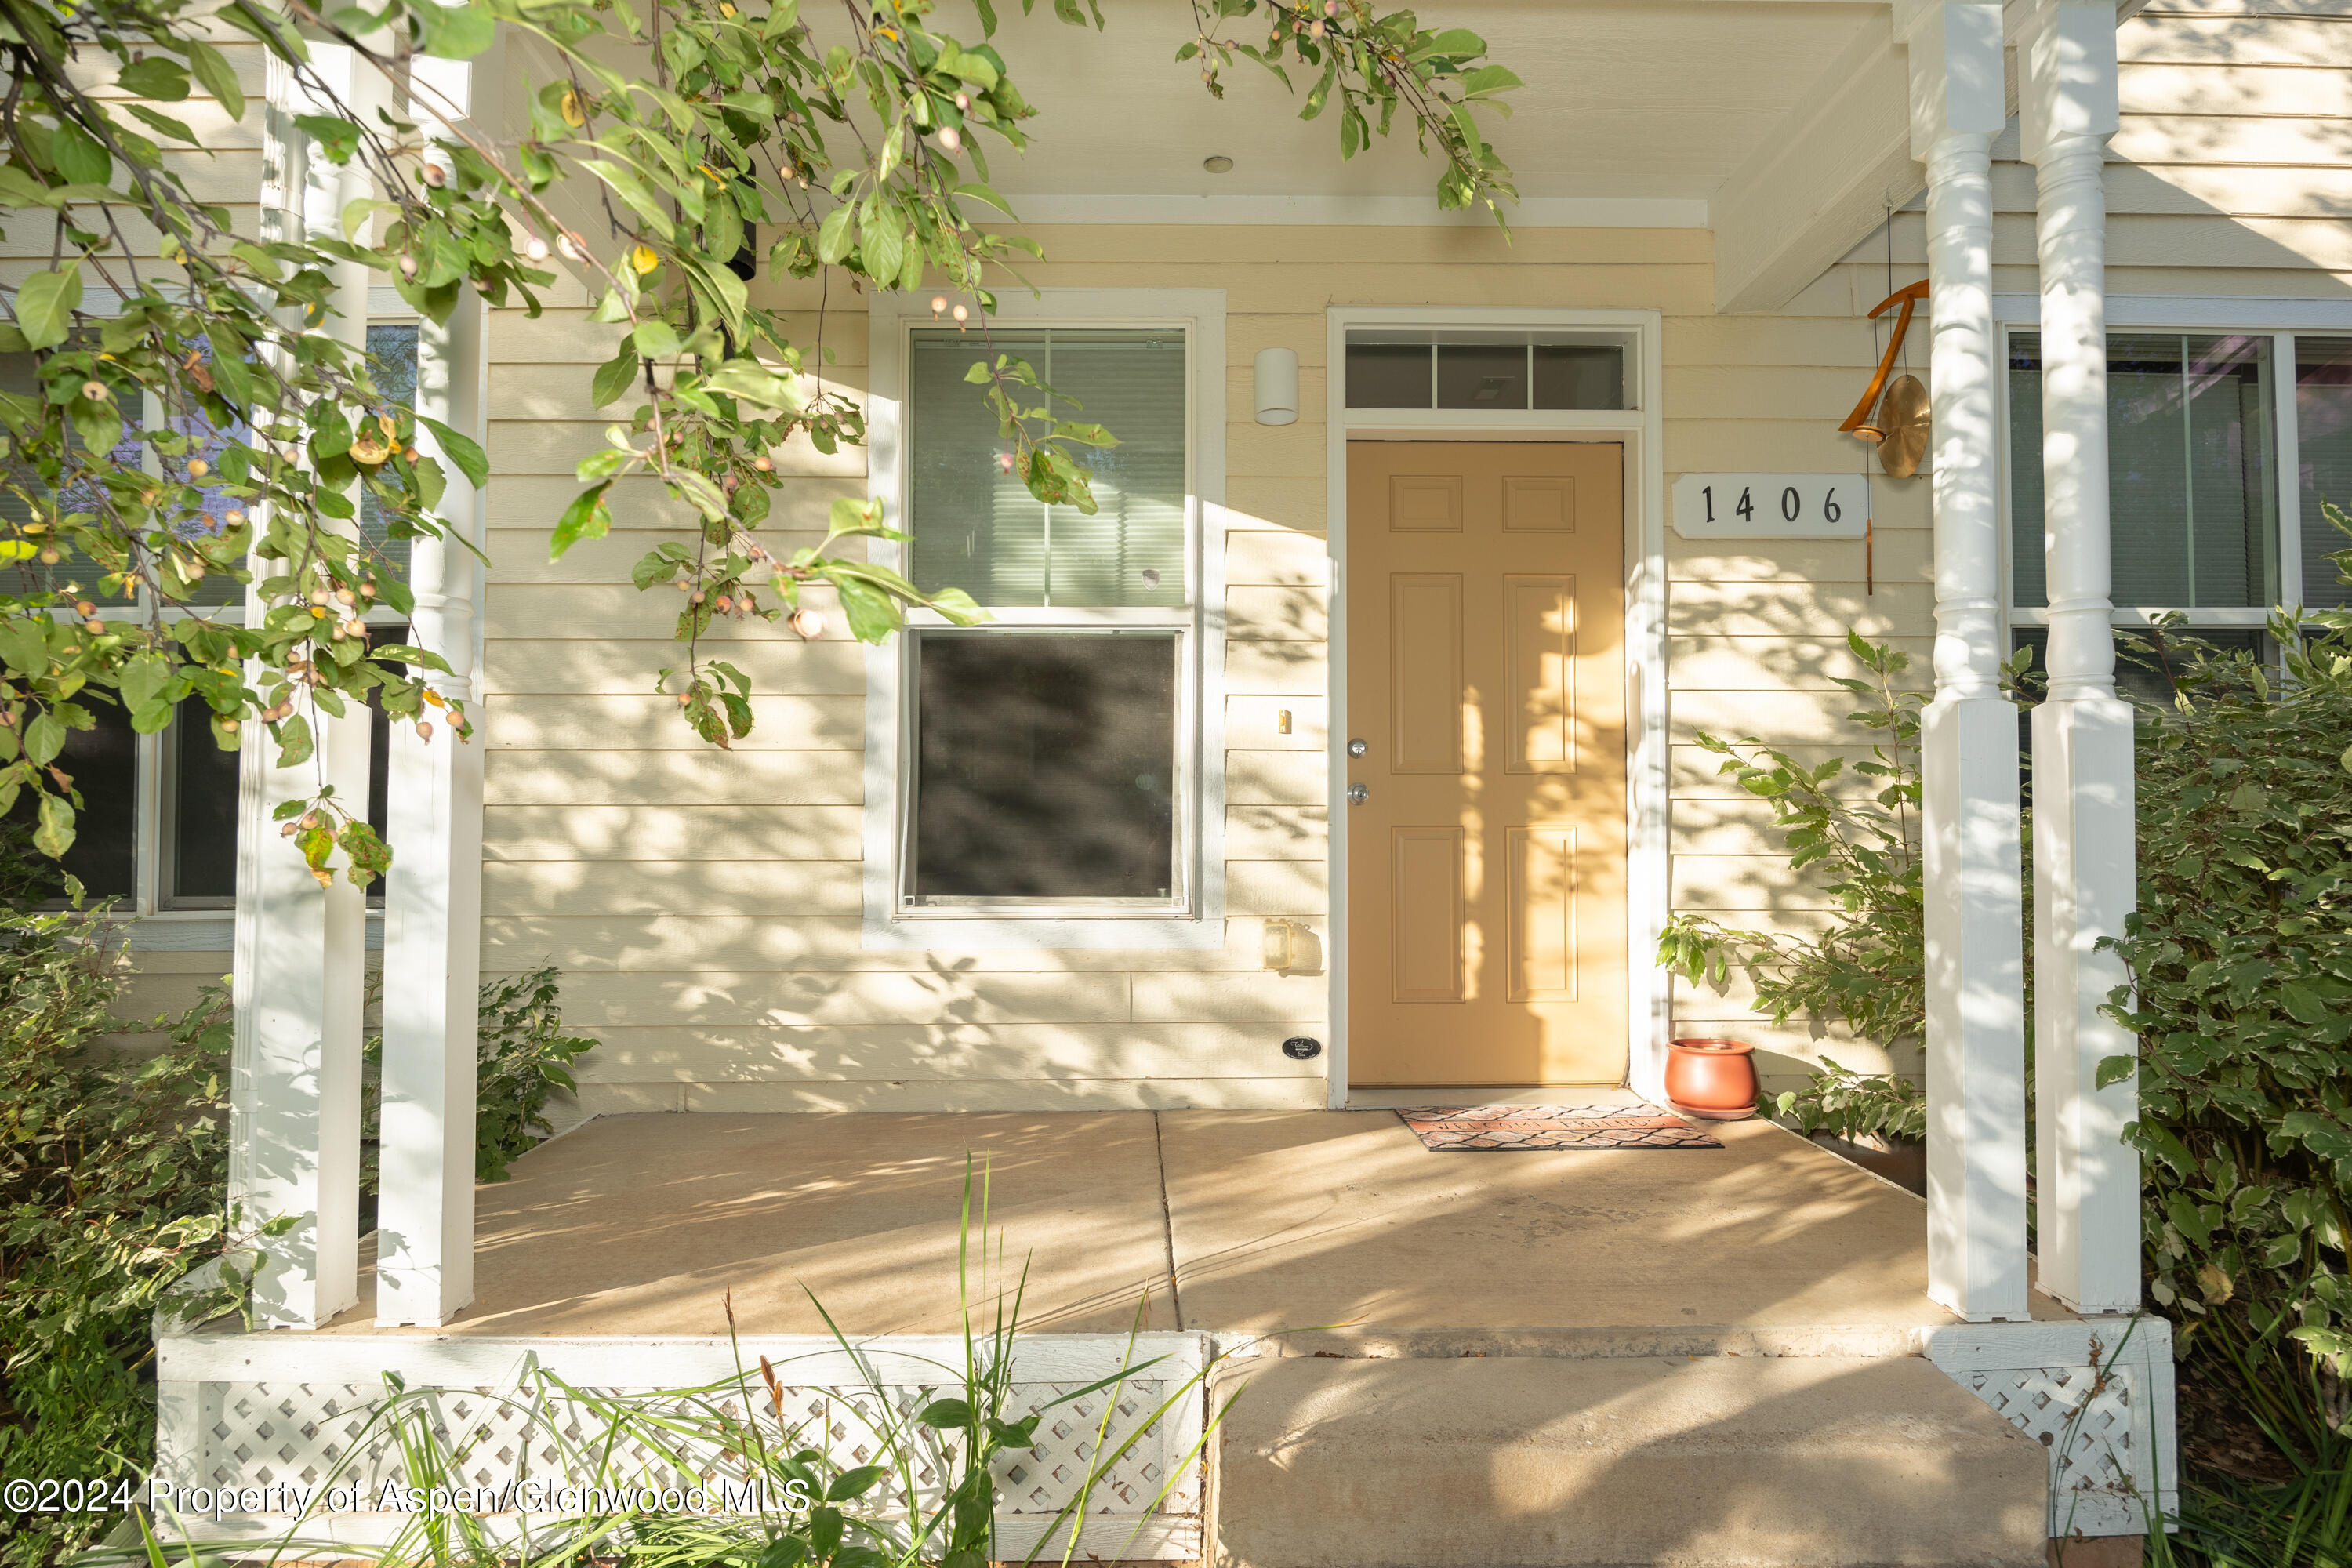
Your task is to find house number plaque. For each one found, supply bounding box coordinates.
[1671,473,1867,539]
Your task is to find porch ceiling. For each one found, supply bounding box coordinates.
[969,0,1889,209]
[328,1110,2077,1340]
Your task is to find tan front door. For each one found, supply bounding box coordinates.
[1345,441,1628,1086]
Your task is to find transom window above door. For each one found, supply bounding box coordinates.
[1345,328,1635,412]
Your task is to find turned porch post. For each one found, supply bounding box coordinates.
[1901,0,2031,1323]
[230,45,388,1329]
[2022,1,2141,1316]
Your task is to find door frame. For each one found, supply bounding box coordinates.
[1322,307,1669,1108]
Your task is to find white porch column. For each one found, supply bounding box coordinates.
[230,47,386,1329]
[377,56,489,1328]
[1902,0,2031,1323]
[2022,2,2141,1316]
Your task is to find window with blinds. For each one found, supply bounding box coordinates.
[906,327,1187,609]
[2297,336,2352,611]
[898,322,1196,913]
[2009,332,2278,611]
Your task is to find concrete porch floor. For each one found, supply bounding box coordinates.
[337,1109,2072,1339]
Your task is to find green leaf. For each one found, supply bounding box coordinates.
[294,113,361,165]
[13,266,82,350]
[413,0,496,59]
[916,1397,974,1428]
[700,361,804,412]
[118,56,194,100]
[550,481,615,558]
[827,1465,887,1502]
[51,118,111,185]
[184,41,247,121]
[575,446,635,482]
[34,793,74,859]
[123,103,202,145]
[816,204,856,265]
[633,319,681,359]
[591,341,641,408]
[273,712,314,768]
[418,415,489,488]
[830,573,899,642]
[23,712,63,768]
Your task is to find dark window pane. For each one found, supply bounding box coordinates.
[165,695,240,905]
[6,695,138,898]
[2296,336,2352,610]
[1534,343,1625,410]
[1436,342,1527,411]
[365,624,407,906]
[913,633,1176,902]
[1345,343,1432,408]
[361,324,419,586]
[2011,335,2048,608]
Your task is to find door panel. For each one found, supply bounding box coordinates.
[1346,441,1628,1086]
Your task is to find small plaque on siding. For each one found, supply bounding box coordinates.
[1672,474,1867,539]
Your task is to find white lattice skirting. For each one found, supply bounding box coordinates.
[1924,1317,2180,1538]
[154,1332,1207,1557]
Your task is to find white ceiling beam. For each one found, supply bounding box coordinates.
[1709,0,2147,315]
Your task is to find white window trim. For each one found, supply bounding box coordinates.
[1322,306,1670,1109]
[1994,294,2352,632]
[860,289,1229,951]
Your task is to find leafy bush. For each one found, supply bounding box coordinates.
[1770,1056,1928,1145]
[0,901,247,1568]
[0,911,601,1568]
[1657,633,1929,1089]
[470,967,600,1181]
[359,964,599,1189]
[2102,613,2352,1384]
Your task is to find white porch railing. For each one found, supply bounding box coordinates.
[152,1330,1209,1559]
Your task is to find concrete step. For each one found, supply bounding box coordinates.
[1207,1354,2050,1568]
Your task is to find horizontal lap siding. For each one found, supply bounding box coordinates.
[487,227,1707,1112]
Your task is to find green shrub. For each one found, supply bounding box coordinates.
[2103,614,2352,1383]
[0,899,245,1568]
[358,964,599,1189]
[0,909,601,1568]
[1770,1056,1928,1144]
[1657,632,1933,1105]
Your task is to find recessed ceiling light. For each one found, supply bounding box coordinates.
[1203,155,1235,173]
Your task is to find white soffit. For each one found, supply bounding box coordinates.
[955,0,1885,227]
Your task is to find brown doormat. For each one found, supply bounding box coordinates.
[1395,1103,1723,1151]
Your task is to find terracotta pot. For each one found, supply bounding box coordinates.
[1664,1038,1759,1121]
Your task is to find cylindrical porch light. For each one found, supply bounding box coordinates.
[1253,347,1299,426]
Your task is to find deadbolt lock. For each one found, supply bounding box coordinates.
[1347,738,1368,757]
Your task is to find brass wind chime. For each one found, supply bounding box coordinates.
[1841,208,1930,594]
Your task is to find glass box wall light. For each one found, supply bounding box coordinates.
[1344,329,1634,412]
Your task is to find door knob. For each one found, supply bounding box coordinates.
[1347,738,1368,757]
[1347,783,1369,805]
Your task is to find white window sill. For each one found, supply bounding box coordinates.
[860,914,1223,953]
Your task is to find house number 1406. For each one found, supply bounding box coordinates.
[1671,473,1868,539]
